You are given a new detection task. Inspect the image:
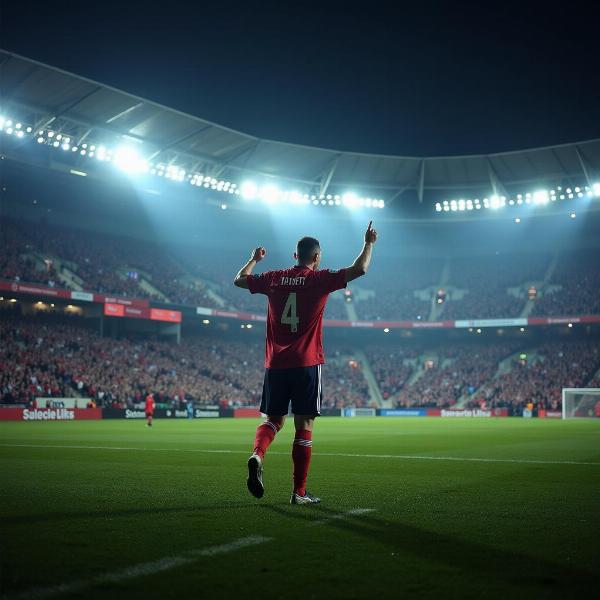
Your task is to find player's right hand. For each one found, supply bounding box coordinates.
[365,221,378,244]
[252,247,266,262]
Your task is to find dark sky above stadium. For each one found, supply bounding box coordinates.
[2,1,599,156]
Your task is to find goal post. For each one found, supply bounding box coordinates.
[562,388,600,419]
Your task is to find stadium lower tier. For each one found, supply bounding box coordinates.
[1,312,599,414]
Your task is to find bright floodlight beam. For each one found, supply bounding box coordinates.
[114,146,148,174]
[240,180,258,200]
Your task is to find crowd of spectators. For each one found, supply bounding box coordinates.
[0,314,261,408]
[0,218,219,306]
[3,217,599,320]
[0,221,64,289]
[474,341,600,414]
[364,345,421,399]
[532,250,600,316]
[323,355,372,408]
[440,253,550,319]
[0,313,372,409]
[395,344,518,408]
[353,257,441,321]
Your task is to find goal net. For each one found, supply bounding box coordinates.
[562,388,600,419]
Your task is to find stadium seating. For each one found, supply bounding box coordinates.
[473,341,600,414]
[394,344,519,408]
[440,253,550,319]
[3,307,598,413]
[2,217,599,319]
[531,250,600,316]
[0,312,371,409]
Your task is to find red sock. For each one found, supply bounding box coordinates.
[292,429,313,496]
[253,420,280,459]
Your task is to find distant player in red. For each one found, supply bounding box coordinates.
[234,221,378,504]
[145,393,155,427]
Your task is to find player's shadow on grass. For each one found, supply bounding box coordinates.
[262,505,596,594]
[2,501,290,525]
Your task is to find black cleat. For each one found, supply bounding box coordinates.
[247,454,264,499]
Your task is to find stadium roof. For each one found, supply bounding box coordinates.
[1,49,599,203]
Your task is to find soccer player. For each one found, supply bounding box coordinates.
[234,221,378,504]
[145,393,155,427]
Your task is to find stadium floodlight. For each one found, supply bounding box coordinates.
[240,180,258,200]
[342,192,359,207]
[10,120,387,210]
[515,217,521,223]
[259,184,281,204]
[570,212,576,219]
[114,146,148,173]
[562,388,600,419]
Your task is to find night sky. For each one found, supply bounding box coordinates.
[2,1,599,157]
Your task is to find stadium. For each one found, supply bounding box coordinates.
[1,7,600,599]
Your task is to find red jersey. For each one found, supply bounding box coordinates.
[145,395,155,414]
[247,265,347,368]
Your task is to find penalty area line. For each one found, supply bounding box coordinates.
[3,508,377,599]
[1,443,599,466]
[4,536,271,600]
[310,508,376,527]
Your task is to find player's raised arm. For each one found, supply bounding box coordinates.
[233,247,266,288]
[344,221,378,283]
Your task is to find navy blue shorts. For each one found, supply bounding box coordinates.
[260,365,322,416]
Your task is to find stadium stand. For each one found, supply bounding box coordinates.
[440,253,550,319]
[3,303,598,413]
[394,344,520,408]
[474,341,600,414]
[364,345,421,400]
[1,218,220,306]
[531,250,600,316]
[2,217,600,321]
[353,257,440,320]
[0,311,372,409]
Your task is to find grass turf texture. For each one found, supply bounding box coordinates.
[1,417,599,599]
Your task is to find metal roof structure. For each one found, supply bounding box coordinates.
[1,49,599,204]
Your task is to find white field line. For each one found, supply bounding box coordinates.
[4,509,377,600]
[310,508,376,527]
[5,536,271,600]
[1,443,599,466]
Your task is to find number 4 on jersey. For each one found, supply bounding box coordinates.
[281,292,300,332]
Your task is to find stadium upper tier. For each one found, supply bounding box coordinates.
[2,217,599,320]
[1,49,600,206]
[1,311,598,413]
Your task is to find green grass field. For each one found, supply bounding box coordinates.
[1,417,599,599]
